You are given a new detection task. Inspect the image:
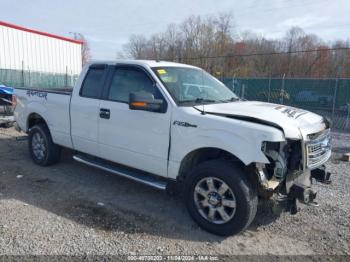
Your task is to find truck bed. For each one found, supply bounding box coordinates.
[14,87,73,148]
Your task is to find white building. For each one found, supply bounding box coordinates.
[0,21,82,75]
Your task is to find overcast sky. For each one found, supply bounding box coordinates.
[1,0,349,59]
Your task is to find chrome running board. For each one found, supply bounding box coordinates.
[73,155,167,190]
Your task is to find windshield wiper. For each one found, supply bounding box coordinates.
[220,97,239,103]
[195,98,217,103]
[179,98,217,104]
[179,97,239,105]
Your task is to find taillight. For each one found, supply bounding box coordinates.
[12,95,17,108]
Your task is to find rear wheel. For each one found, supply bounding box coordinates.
[28,123,61,166]
[185,159,258,236]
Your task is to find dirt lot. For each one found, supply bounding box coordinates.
[0,127,349,256]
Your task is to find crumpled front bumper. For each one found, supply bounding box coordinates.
[284,165,332,213]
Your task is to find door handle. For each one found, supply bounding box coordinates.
[99,108,110,119]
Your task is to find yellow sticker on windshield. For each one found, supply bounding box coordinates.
[157,69,167,75]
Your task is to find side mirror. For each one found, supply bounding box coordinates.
[129,92,164,112]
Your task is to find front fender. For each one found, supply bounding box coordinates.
[171,127,282,165]
[168,112,286,179]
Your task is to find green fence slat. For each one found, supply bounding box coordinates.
[0,68,78,89]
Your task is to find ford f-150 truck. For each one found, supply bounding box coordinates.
[14,60,332,236]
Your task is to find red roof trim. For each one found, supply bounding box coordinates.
[0,21,83,45]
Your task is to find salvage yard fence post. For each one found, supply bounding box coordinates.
[280,74,285,105]
[267,77,271,103]
[331,78,338,122]
[21,60,25,87]
[346,104,350,129]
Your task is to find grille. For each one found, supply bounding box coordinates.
[308,144,322,153]
[306,129,331,169]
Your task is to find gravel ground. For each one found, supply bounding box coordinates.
[0,127,349,256]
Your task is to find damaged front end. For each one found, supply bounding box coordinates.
[256,128,332,213]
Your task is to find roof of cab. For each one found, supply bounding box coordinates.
[86,59,198,69]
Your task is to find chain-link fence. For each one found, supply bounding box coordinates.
[222,77,350,130]
[0,68,78,89]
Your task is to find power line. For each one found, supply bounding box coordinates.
[161,47,350,61]
[234,0,330,18]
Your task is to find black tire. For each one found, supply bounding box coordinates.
[28,123,61,166]
[185,159,258,236]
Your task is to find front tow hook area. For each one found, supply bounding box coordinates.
[289,184,317,204]
[285,165,332,213]
[311,165,332,184]
[287,184,318,214]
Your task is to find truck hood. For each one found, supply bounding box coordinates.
[194,101,328,139]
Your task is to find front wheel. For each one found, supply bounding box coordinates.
[185,160,258,236]
[28,123,61,166]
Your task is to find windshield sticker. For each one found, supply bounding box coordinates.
[157,69,167,75]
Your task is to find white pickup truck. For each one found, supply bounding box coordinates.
[14,60,332,236]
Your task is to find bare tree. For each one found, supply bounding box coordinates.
[122,13,350,78]
[69,32,91,66]
[122,34,148,59]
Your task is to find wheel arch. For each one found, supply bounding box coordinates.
[27,112,49,132]
[27,114,61,166]
[178,147,246,181]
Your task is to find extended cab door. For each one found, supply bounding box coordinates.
[98,65,171,176]
[70,64,108,155]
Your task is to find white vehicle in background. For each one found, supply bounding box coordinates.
[14,60,332,236]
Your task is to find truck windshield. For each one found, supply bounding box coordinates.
[152,67,238,105]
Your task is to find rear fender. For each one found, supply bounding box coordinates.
[25,102,50,132]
